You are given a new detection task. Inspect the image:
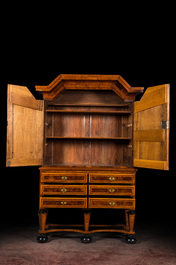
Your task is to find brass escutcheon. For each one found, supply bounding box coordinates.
[61,201,67,205]
[61,176,68,181]
[109,201,115,206]
[109,176,115,182]
[109,188,115,193]
[61,188,67,193]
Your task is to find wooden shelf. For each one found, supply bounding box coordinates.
[46,110,131,115]
[47,103,130,107]
[46,136,131,140]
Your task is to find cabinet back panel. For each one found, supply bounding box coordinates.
[45,140,131,167]
[90,115,124,138]
[44,91,133,167]
[46,113,129,138]
[90,141,123,166]
[45,140,89,165]
[53,140,90,165]
[54,114,85,137]
[48,90,125,105]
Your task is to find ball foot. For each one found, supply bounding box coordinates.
[81,235,92,243]
[37,234,48,243]
[125,234,137,244]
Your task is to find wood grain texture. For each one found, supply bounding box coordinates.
[89,173,135,184]
[38,167,136,235]
[40,166,137,171]
[133,159,168,170]
[47,90,127,106]
[89,185,135,197]
[46,110,131,114]
[88,198,135,209]
[44,91,133,167]
[40,197,87,208]
[38,210,48,233]
[134,129,165,142]
[7,75,171,240]
[41,184,87,195]
[128,211,135,233]
[133,84,170,170]
[83,210,91,232]
[41,172,87,183]
[6,84,44,167]
[134,84,169,113]
[36,74,143,101]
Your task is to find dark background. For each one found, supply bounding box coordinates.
[1,16,176,230]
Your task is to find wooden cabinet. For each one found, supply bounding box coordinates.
[6,75,170,243]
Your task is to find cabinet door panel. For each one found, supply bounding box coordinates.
[6,84,44,166]
[133,84,170,170]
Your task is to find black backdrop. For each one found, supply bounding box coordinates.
[1,34,176,228]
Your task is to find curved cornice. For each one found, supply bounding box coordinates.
[36,74,144,101]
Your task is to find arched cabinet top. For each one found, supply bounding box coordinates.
[35,74,144,101]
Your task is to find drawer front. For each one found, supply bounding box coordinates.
[40,197,87,208]
[89,185,135,197]
[89,198,135,209]
[89,173,135,184]
[41,173,87,183]
[41,185,87,195]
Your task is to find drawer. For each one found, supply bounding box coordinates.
[89,185,135,197]
[89,173,135,184]
[40,197,87,208]
[41,185,87,196]
[41,173,87,183]
[89,198,135,209]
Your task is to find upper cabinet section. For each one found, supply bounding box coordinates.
[35,74,144,102]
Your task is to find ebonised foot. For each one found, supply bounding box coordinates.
[81,235,92,243]
[37,234,48,243]
[125,234,137,244]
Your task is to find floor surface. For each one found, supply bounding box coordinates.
[0,222,176,265]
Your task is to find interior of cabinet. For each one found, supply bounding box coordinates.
[44,90,133,167]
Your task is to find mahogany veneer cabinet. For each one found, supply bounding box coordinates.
[6,75,170,243]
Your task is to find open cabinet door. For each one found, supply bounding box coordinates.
[133,84,170,170]
[6,84,44,167]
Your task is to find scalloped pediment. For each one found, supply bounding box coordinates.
[36,74,144,101]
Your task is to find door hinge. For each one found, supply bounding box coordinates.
[7,161,10,167]
[7,120,8,126]
[161,120,169,129]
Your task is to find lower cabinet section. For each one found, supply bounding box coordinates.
[38,167,137,244]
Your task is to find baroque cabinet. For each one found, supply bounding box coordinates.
[6,75,170,243]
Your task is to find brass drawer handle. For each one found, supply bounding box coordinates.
[109,201,115,207]
[61,188,67,193]
[109,188,115,193]
[61,201,67,205]
[61,176,68,181]
[109,176,115,182]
